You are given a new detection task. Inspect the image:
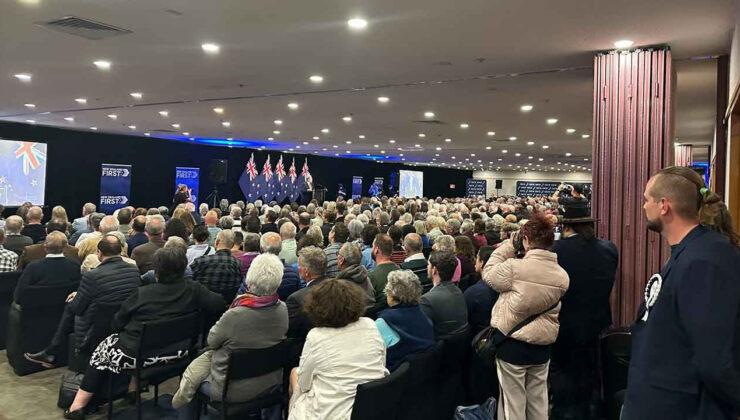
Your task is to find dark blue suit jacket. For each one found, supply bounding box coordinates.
[623,226,740,419]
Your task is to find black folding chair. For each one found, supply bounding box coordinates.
[0,270,21,350]
[107,311,201,420]
[351,362,410,420]
[600,327,631,420]
[398,341,444,420]
[68,302,122,373]
[195,340,288,420]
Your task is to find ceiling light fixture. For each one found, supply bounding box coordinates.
[171,123,180,128]
[566,128,576,134]
[75,98,87,105]
[108,114,118,120]
[25,119,35,124]
[520,104,533,112]
[287,102,299,110]
[24,103,35,108]
[542,145,549,149]
[389,139,396,143]
[321,128,330,133]
[487,131,495,136]
[213,107,224,114]
[347,18,368,30]
[273,119,283,125]
[182,132,190,136]
[527,141,535,146]
[582,134,590,139]
[130,92,143,100]
[424,111,435,119]
[377,96,390,103]
[445,138,452,143]
[90,127,98,131]
[93,60,111,70]
[128,125,136,130]
[565,152,572,157]
[486,146,492,150]
[14,73,32,82]
[418,133,426,138]
[309,75,324,83]
[342,116,352,122]
[159,110,169,117]
[509,136,517,141]
[614,40,634,49]
[64,117,74,122]
[547,118,558,125]
[201,43,220,53]
[459,123,469,129]
[273,130,280,134]
[222,121,231,127]
[313,136,319,140]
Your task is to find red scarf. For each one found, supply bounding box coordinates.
[230,293,280,309]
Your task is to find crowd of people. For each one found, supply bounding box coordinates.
[0,165,738,420]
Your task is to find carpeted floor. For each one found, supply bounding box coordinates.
[0,350,181,420]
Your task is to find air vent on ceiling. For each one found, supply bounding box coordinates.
[36,16,132,40]
[413,120,447,125]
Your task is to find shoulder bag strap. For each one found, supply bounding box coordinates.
[506,300,560,337]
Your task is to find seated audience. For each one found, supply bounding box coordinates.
[230,231,244,257]
[131,216,166,273]
[21,206,46,244]
[279,221,298,265]
[482,213,569,420]
[261,210,279,234]
[172,253,288,413]
[4,215,33,256]
[367,233,400,317]
[165,217,190,243]
[13,232,80,303]
[186,224,215,265]
[126,216,149,256]
[236,232,261,277]
[463,245,498,335]
[78,215,121,261]
[376,270,435,371]
[237,232,303,301]
[485,218,503,246]
[400,233,432,293]
[295,212,311,242]
[387,225,407,265]
[455,235,477,281]
[140,236,193,284]
[335,242,375,309]
[18,220,78,269]
[324,222,349,278]
[204,211,222,247]
[81,231,137,272]
[24,235,141,369]
[0,229,19,272]
[289,279,388,419]
[117,207,133,236]
[472,219,488,251]
[73,213,104,247]
[191,230,243,300]
[432,235,462,283]
[420,251,469,341]
[71,202,96,235]
[287,246,327,341]
[413,220,430,248]
[360,224,378,271]
[61,247,225,419]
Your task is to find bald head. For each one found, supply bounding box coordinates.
[98,234,123,257]
[44,231,68,254]
[261,232,282,255]
[99,215,120,234]
[205,211,219,227]
[403,233,423,254]
[145,216,165,236]
[27,206,43,223]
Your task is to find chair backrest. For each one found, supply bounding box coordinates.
[138,311,201,361]
[404,340,444,386]
[601,328,632,399]
[0,271,22,295]
[351,362,410,420]
[16,283,78,309]
[223,340,288,400]
[87,302,123,350]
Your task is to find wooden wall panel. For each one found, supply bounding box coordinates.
[593,48,675,326]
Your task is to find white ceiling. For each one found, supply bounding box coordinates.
[0,0,732,172]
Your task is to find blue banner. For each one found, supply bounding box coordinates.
[466,178,487,198]
[100,163,131,214]
[175,167,200,207]
[351,176,363,199]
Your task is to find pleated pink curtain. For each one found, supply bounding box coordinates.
[674,144,693,166]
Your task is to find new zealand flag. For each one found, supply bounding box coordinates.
[0,140,47,206]
[259,155,276,203]
[275,155,289,203]
[288,158,300,203]
[238,153,260,203]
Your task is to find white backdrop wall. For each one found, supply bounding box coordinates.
[472,170,592,197]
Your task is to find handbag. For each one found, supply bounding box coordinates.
[471,300,560,368]
[57,370,85,409]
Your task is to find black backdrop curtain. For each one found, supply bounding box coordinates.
[0,121,471,215]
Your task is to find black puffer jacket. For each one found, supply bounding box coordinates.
[68,256,141,348]
[336,264,376,308]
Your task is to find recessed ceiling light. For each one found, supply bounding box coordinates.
[189,137,195,141]
[356,135,364,139]
[201,43,220,53]
[520,104,533,112]
[296,146,301,149]
[471,153,476,157]
[436,147,442,151]
[159,110,169,117]
[274,119,283,125]
[459,123,469,129]
[509,136,517,141]
[130,92,143,100]
[342,116,352,123]
[128,125,136,130]
[75,98,87,105]
[24,103,35,108]
[182,132,190,136]
[309,75,324,83]
[287,102,299,110]
[515,153,521,157]
[487,131,495,136]
[414,144,421,148]
[582,134,590,139]
[333,145,339,149]
[222,121,231,127]
[268,137,274,141]
[347,18,368,30]
[614,40,634,49]
[377,96,390,103]
[418,133,426,138]
[566,128,576,134]
[64,117,74,122]
[528,156,533,159]
[313,136,319,140]
[273,130,280,134]
[93,60,111,70]
[565,152,572,157]
[213,107,224,114]
[227,138,233,141]
[584,158,589,161]
[485,146,492,150]
[547,118,558,125]
[303,141,309,145]
[380,150,385,154]
[527,141,535,146]
[346,141,352,144]
[321,128,330,134]
[90,126,97,131]
[171,123,180,128]
[424,111,435,119]
[108,114,118,120]
[14,73,32,82]
[25,119,35,124]
[389,139,396,143]
[373,144,379,148]
[542,145,549,149]
[445,138,452,143]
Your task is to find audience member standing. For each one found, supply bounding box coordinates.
[623,167,740,419]
[131,216,166,273]
[400,233,431,293]
[483,213,569,420]
[367,233,400,317]
[420,251,469,341]
[14,232,81,303]
[463,245,498,335]
[191,230,243,301]
[4,215,33,256]
[20,206,46,244]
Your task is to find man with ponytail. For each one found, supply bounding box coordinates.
[623,166,740,419]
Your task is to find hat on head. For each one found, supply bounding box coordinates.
[559,215,599,224]
[571,183,585,194]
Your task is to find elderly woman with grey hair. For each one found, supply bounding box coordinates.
[173,253,288,414]
[432,235,462,283]
[347,219,365,246]
[375,270,435,371]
